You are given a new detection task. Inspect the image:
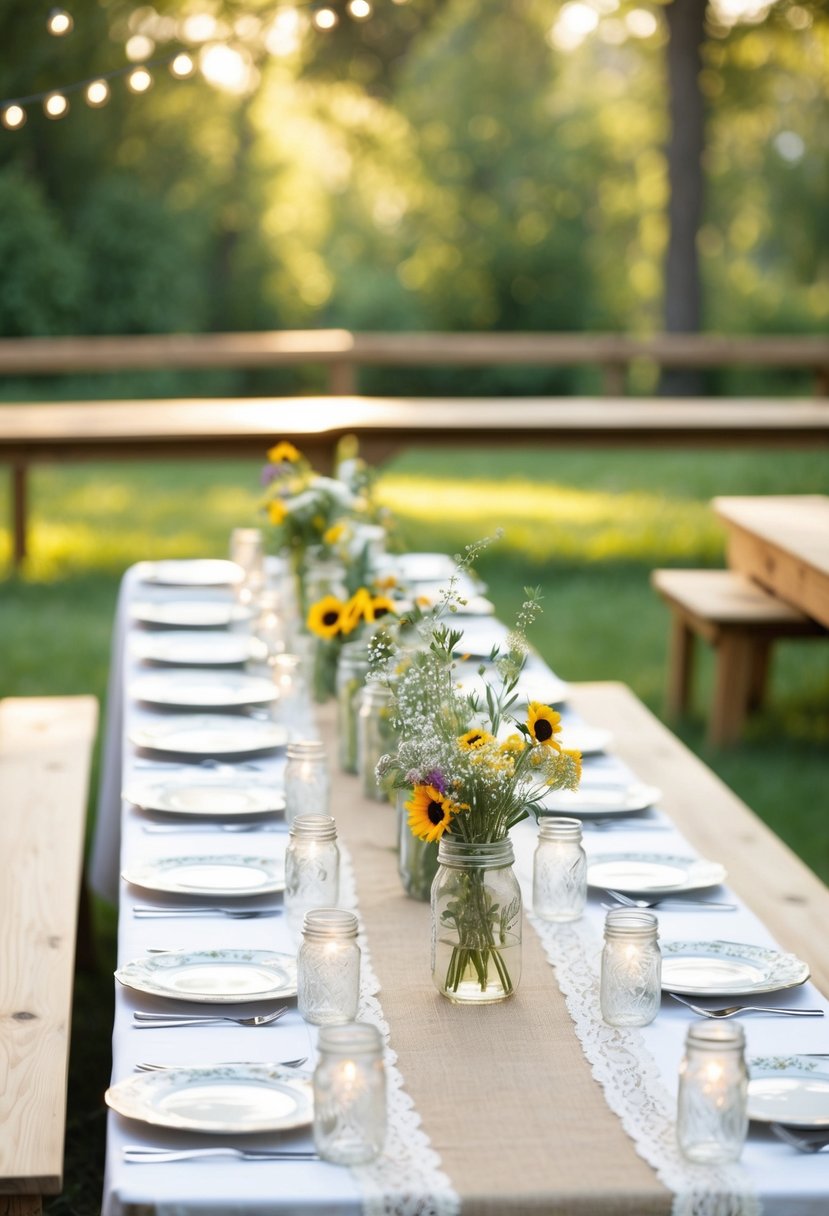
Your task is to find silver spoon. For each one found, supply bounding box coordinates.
[770,1123,829,1152]
[668,993,824,1019]
[133,1008,287,1029]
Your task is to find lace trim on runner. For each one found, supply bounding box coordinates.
[338,839,461,1216]
[526,911,761,1216]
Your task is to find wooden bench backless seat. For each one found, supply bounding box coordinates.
[0,696,98,1215]
[651,568,826,746]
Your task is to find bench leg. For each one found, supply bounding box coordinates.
[666,616,695,718]
[0,1198,43,1215]
[710,632,755,747]
[12,462,28,567]
[748,639,771,712]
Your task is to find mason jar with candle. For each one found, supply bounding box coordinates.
[313,1022,386,1165]
[532,816,587,922]
[229,527,266,608]
[677,1021,748,1164]
[357,681,396,802]
[284,814,340,938]
[336,639,370,773]
[297,908,361,1025]
[600,908,661,1027]
[284,740,330,825]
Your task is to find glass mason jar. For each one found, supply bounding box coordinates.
[431,836,522,1004]
[304,554,348,702]
[357,681,396,802]
[397,789,439,900]
[229,527,265,609]
[677,1022,748,1164]
[336,640,370,773]
[532,816,587,922]
[284,814,340,938]
[600,908,661,1027]
[284,740,330,825]
[298,908,361,1026]
[313,1022,386,1165]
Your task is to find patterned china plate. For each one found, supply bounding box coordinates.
[587,852,727,894]
[661,940,810,996]
[122,854,285,897]
[129,671,278,710]
[131,631,267,667]
[128,715,288,757]
[540,783,661,818]
[747,1056,829,1128]
[131,600,253,629]
[136,559,243,587]
[123,776,285,817]
[105,1064,313,1133]
[115,948,297,1003]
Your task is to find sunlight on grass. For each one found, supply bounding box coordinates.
[377,475,725,563]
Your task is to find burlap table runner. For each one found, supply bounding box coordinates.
[318,704,670,1216]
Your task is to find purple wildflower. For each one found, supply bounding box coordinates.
[424,769,447,794]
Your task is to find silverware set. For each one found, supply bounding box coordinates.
[770,1123,829,1153]
[133,1008,288,1029]
[134,1057,307,1071]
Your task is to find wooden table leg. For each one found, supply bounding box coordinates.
[666,614,694,718]
[1,1198,43,1215]
[710,630,755,746]
[12,462,27,568]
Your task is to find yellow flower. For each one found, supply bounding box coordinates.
[307,595,346,639]
[406,784,466,843]
[375,574,397,592]
[267,498,288,526]
[457,728,496,752]
[341,587,373,635]
[267,441,301,464]
[563,746,582,784]
[323,522,346,546]
[500,733,525,756]
[367,594,396,623]
[526,702,562,749]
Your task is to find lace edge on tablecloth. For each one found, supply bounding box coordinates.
[527,912,762,1216]
[339,840,461,1216]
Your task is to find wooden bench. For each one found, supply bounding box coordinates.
[0,696,98,1215]
[651,568,826,746]
[3,394,829,568]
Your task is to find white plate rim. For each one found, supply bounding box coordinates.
[747,1055,829,1127]
[123,776,286,817]
[131,631,262,667]
[137,560,243,588]
[130,601,253,629]
[121,854,285,896]
[661,939,810,996]
[114,948,297,1003]
[586,852,727,894]
[105,1064,313,1133]
[540,782,661,817]
[128,715,288,756]
[129,671,278,709]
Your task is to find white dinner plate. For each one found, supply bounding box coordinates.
[747,1057,829,1128]
[105,1064,313,1133]
[558,725,612,756]
[458,668,570,710]
[136,559,243,587]
[123,776,286,817]
[661,940,810,996]
[122,854,285,897]
[540,782,661,817]
[129,715,288,757]
[130,671,278,710]
[115,948,297,1003]
[131,600,253,629]
[587,852,727,894]
[131,631,266,667]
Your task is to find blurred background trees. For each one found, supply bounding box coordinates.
[0,0,826,395]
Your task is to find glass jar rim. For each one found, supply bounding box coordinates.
[538,816,582,840]
[289,813,337,840]
[685,1021,746,1050]
[603,908,659,938]
[317,1020,382,1055]
[287,739,326,758]
[437,835,514,868]
[302,907,359,939]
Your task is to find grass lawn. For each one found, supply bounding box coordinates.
[1,443,827,1215]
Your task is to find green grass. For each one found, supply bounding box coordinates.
[1,444,827,1214]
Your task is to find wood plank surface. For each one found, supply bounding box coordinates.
[651,568,822,626]
[714,495,829,629]
[568,682,829,998]
[0,697,98,1196]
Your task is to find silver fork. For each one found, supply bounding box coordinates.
[132,906,282,919]
[605,889,736,911]
[134,1057,307,1071]
[133,1008,287,1029]
[123,1145,318,1163]
[770,1123,829,1152]
[668,993,824,1019]
[140,822,286,834]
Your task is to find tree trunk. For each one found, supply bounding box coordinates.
[662,0,707,395]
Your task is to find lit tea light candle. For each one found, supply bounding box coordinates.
[532,816,587,922]
[298,908,360,1025]
[285,740,330,825]
[313,1022,386,1164]
[677,1021,748,1163]
[599,908,661,1027]
[284,814,340,939]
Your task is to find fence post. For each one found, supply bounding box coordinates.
[12,462,27,568]
[327,360,357,395]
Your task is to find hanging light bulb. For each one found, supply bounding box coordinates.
[44,93,69,118]
[47,8,73,36]
[127,67,153,93]
[125,34,155,62]
[347,0,372,19]
[313,7,338,30]
[170,52,195,78]
[85,80,110,107]
[1,104,26,129]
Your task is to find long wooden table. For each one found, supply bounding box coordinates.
[714,494,829,630]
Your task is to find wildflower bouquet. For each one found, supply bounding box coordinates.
[372,537,581,1001]
[261,440,365,567]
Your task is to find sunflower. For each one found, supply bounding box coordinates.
[307,595,346,639]
[323,522,346,546]
[406,784,466,843]
[526,702,562,748]
[267,441,301,464]
[367,594,396,623]
[267,498,288,526]
[457,728,495,752]
[340,587,373,635]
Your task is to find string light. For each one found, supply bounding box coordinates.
[1,104,26,130]
[126,34,155,62]
[313,7,339,30]
[127,67,153,94]
[170,52,195,78]
[44,93,69,118]
[85,79,110,107]
[347,0,372,19]
[47,8,73,37]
